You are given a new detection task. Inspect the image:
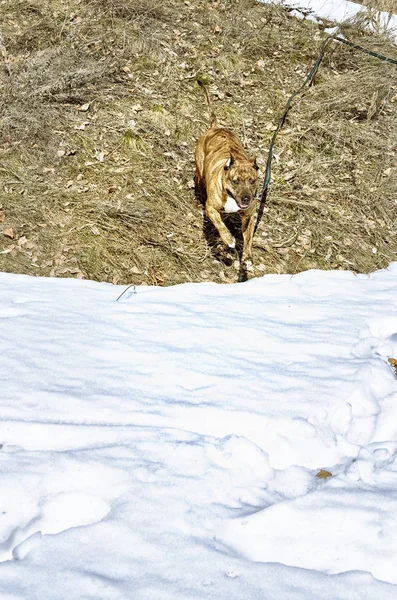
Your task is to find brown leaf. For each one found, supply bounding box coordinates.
[388,358,397,376]
[0,245,15,255]
[3,227,14,239]
[316,469,332,479]
[0,211,5,223]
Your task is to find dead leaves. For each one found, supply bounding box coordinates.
[78,102,90,112]
[3,227,14,239]
[1,210,14,239]
[0,208,85,277]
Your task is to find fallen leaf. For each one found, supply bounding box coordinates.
[0,245,15,254]
[0,211,5,223]
[3,227,14,239]
[78,102,90,112]
[388,357,397,376]
[76,121,89,130]
[316,469,332,479]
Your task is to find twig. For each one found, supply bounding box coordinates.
[116,284,137,301]
[0,162,24,181]
[59,0,69,39]
[272,196,337,216]
[0,33,11,76]
[254,231,298,249]
[272,231,298,248]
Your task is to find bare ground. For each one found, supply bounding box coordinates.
[0,0,396,285]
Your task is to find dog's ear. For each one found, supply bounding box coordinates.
[253,157,259,171]
[224,155,234,170]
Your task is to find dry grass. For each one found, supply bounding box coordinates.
[0,0,396,285]
[358,0,397,12]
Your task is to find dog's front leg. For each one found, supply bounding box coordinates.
[240,207,255,270]
[206,203,236,249]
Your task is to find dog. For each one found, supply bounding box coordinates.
[195,81,259,273]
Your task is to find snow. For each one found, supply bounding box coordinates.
[1,265,397,598]
[262,0,397,40]
[224,196,240,213]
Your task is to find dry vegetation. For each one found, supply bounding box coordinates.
[0,0,396,285]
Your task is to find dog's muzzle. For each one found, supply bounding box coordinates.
[226,190,253,211]
[237,196,252,210]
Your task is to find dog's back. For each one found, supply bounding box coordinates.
[195,127,251,191]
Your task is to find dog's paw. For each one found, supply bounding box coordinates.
[228,238,236,249]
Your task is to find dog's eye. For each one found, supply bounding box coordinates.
[250,179,256,184]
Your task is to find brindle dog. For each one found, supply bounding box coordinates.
[195,81,259,274]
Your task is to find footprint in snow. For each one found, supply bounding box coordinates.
[0,491,110,562]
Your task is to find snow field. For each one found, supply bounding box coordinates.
[0,266,397,598]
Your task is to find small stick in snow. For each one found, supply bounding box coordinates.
[116,284,137,302]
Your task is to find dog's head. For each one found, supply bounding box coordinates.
[224,154,259,210]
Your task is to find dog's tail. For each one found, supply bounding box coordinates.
[197,80,218,128]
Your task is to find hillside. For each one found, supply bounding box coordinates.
[1,0,397,285]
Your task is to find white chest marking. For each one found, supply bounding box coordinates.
[223,196,240,213]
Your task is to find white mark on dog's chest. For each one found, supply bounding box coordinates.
[223,196,240,213]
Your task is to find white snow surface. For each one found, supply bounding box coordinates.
[1,266,397,599]
[262,0,397,39]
